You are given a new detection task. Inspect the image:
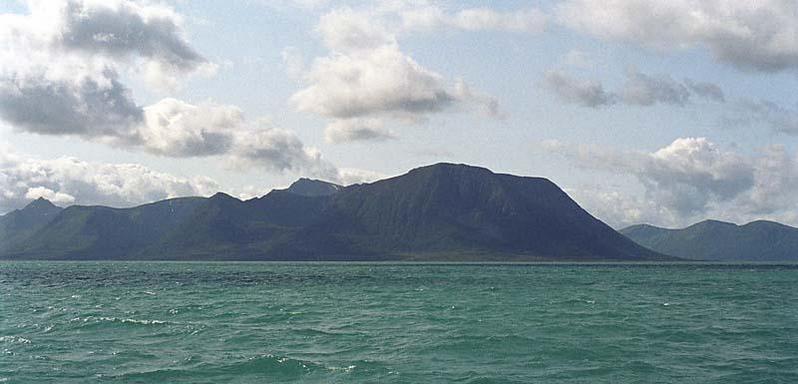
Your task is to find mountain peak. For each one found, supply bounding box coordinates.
[691,219,738,229]
[210,192,238,201]
[409,162,494,176]
[23,197,60,213]
[285,178,342,197]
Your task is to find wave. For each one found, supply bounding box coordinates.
[70,316,168,326]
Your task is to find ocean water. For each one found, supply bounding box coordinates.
[1,262,797,383]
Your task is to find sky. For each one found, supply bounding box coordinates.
[1,0,797,229]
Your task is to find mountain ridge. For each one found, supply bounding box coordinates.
[1,163,673,261]
[621,219,798,261]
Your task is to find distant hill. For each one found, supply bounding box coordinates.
[0,197,63,251]
[0,163,672,261]
[621,220,798,261]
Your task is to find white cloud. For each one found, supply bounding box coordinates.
[24,186,76,206]
[291,6,500,143]
[0,146,220,213]
[0,0,342,179]
[292,45,455,120]
[336,167,387,186]
[557,0,798,72]
[0,143,380,213]
[566,188,673,229]
[137,98,239,157]
[545,137,798,227]
[0,0,206,137]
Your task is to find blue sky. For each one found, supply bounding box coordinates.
[1,0,797,228]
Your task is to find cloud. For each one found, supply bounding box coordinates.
[684,79,725,103]
[290,6,500,143]
[565,187,672,229]
[324,118,395,143]
[557,0,798,72]
[0,146,220,214]
[0,0,207,138]
[542,68,725,108]
[400,6,547,33]
[0,1,341,179]
[0,68,143,137]
[55,0,207,71]
[292,45,455,119]
[229,126,340,179]
[0,142,380,214]
[542,70,617,107]
[544,137,798,227]
[136,98,238,157]
[316,7,397,53]
[620,70,690,106]
[336,167,386,186]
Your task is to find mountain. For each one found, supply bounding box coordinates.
[0,197,62,251]
[0,163,672,261]
[621,220,798,261]
[282,178,342,197]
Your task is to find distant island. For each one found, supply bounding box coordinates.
[4,162,797,262]
[0,163,674,261]
[621,220,798,261]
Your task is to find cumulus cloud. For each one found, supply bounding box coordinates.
[542,68,725,108]
[0,68,143,137]
[0,0,342,179]
[0,146,220,214]
[290,6,500,143]
[557,0,798,72]
[0,0,205,138]
[545,137,798,227]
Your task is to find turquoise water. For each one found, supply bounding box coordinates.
[1,262,797,383]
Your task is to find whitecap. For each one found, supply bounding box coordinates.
[0,336,31,344]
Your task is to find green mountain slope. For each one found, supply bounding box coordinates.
[621,220,798,261]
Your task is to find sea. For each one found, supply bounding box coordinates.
[1,262,797,383]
